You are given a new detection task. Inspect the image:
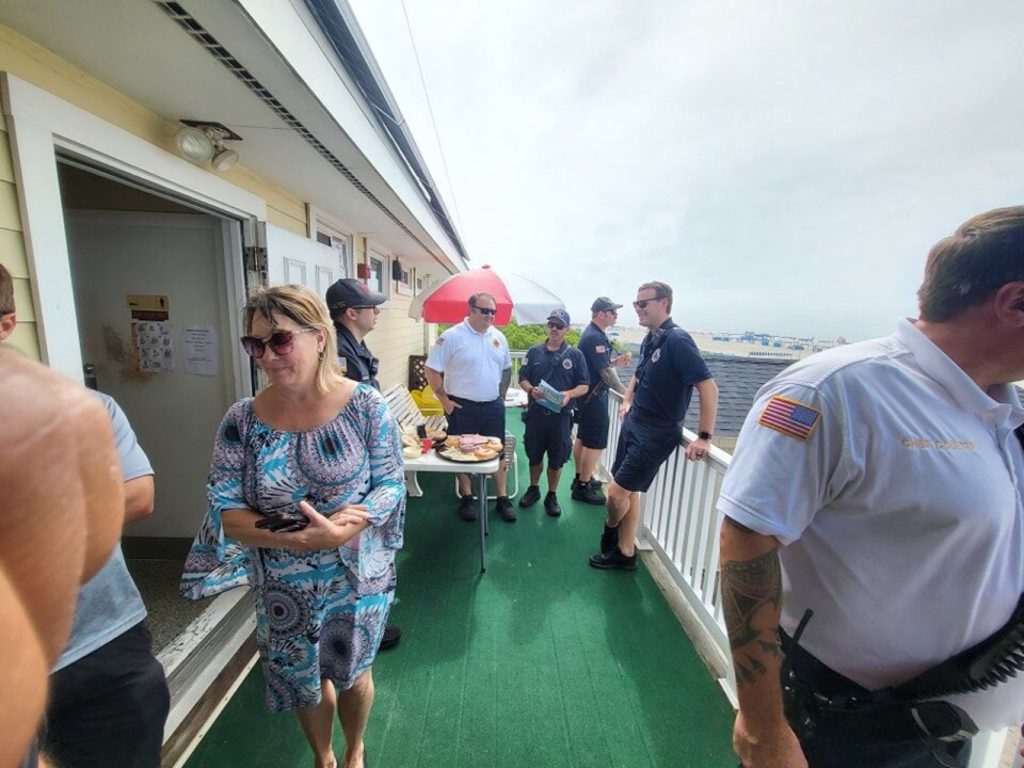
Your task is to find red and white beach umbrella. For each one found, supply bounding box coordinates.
[407,265,565,325]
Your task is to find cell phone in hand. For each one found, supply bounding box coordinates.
[255,500,311,532]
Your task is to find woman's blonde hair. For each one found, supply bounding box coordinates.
[243,284,343,393]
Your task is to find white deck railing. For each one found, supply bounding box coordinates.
[600,390,1012,767]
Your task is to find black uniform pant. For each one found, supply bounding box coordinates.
[779,636,972,768]
[42,622,169,768]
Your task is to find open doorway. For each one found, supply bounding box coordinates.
[57,161,248,654]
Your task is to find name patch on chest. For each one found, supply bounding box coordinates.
[596,345,607,353]
[758,395,822,441]
[901,438,976,451]
[651,349,662,363]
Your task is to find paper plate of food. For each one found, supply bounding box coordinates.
[435,433,504,463]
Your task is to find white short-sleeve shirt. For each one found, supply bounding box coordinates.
[425,319,512,402]
[718,319,1024,730]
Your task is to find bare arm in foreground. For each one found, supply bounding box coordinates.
[0,349,125,767]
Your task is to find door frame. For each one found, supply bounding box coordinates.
[1,72,266,382]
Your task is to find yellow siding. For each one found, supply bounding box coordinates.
[374,292,427,390]
[0,23,310,361]
[0,125,38,358]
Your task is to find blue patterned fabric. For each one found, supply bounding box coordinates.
[180,384,406,711]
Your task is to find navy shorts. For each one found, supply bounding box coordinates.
[575,394,610,449]
[447,396,506,443]
[523,408,573,469]
[611,413,682,492]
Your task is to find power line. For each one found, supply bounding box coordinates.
[400,0,464,235]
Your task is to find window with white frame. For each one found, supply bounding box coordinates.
[367,251,389,298]
[310,208,355,280]
[394,259,413,296]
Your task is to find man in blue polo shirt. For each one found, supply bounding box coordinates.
[518,309,590,516]
[589,281,719,571]
[572,296,630,505]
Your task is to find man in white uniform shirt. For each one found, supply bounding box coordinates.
[425,292,515,522]
[719,206,1024,768]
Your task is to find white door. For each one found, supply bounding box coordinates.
[265,223,339,295]
[65,210,243,539]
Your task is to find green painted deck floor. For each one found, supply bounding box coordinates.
[184,419,735,768]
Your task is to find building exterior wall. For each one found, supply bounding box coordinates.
[0,116,38,358]
[0,23,306,360]
[0,23,437,365]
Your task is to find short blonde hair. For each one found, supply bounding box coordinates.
[243,284,343,393]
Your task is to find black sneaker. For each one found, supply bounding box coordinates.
[589,548,637,571]
[544,492,562,517]
[572,480,606,505]
[570,476,581,492]
[496,496,517,522]
[458,495,478,522]
[519,485,541,508]
[379,624,402,651]
[600,524,620,554]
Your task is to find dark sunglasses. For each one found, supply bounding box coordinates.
[547,321,566,330]
[472,306,497,316]
[240,328,315,358]
[633,297,664,310]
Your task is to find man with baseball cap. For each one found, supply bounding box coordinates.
[326,277,387,389]
[572,297,630,505]
[518,309,590,516]
[324,277,402,651]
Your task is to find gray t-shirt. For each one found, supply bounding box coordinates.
[53,392,153,671]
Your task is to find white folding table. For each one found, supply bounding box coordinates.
[403,451,500,572]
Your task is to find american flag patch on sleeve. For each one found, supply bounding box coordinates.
[758,395,822,441]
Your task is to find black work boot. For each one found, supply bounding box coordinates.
[572,479,606,505]
[570,474,581,492]
[519,485,541,508]
[544,492,562,517]
[588,547,637,571]
[599,524,619,554]
[496,496,517,522]
[458,494,478,521]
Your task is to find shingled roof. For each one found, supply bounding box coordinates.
[617,354,794,437]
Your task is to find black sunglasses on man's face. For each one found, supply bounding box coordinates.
[472,306,497,316]
[633,297,663,310]
[547,322,566,330]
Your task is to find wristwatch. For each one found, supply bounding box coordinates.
[698,431,712,441]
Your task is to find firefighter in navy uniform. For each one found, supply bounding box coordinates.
[572,296,630,505]
[326,277,384,388]
[517,309,590,516]
[325,276,402,652]
[589,281,719,571]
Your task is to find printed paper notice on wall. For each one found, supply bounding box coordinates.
[128,294,173,374]
[183,326,219,377]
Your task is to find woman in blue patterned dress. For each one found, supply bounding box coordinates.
[181,284,405,768]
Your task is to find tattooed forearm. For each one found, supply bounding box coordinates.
[720,548,783,687]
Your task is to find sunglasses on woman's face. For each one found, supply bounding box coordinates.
[240,328,315,358]
[472,306,497,316]
[547,322,566,330]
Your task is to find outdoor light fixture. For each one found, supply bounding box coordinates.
[174,121,242,172]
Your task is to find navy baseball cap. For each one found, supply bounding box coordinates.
[547,308,571,326]
[591,296,622,312]
[325,278,385,313]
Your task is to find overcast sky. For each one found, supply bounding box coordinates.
[349,0,1024,340]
